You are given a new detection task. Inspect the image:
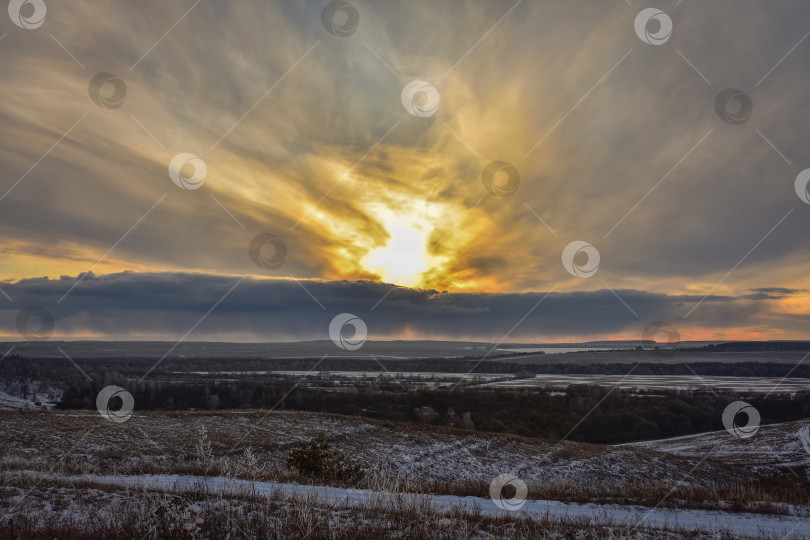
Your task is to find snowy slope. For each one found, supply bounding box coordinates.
[0,378,61,410]
[626,420,810,478]
[0,410,759,491]
[6,471,807,538]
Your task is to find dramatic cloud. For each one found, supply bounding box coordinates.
[1,1,810,339]
[0,272,801,342]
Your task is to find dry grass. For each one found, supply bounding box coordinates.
[0,475,750,540]
[0,409,806,516]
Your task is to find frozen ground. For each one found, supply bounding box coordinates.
[4,470,808,538]
[627,420,810,478]
[483,373,810,393]
[0,378,61,410]
[0,409,767,491]
[1,410,808,538]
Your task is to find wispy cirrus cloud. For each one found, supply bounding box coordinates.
[1,0,810,339]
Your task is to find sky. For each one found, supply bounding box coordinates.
[1,0,810,342]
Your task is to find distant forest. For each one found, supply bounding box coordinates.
[4,354,810,381]
[693,341,810,351]
[51,374,810,444]
[3,354,810,444]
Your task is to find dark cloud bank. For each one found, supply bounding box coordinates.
[0,272,790,341]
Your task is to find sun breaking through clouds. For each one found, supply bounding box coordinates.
[2,0,810,341]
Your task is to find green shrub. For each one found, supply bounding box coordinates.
[286,433,365,486]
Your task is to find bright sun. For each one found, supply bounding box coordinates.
[361,204,442,287]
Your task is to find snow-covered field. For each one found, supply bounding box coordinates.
[2,410,808,538]
[0,409,761,491]
[170,370,516,387]
[483,373,810,393]
[5,470,808,538]
[0,378,61,410]
[627,420,810,476]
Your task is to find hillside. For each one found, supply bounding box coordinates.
[2,410,809,538]
[627,420,810,479]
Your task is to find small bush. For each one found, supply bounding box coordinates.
[286,433,365,486]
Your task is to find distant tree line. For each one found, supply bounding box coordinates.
[52,372,810,444]
[4,354,810,384]
[5,353,810,445]
[694,341,810,352]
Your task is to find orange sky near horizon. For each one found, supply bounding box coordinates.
[2,1,810,342]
